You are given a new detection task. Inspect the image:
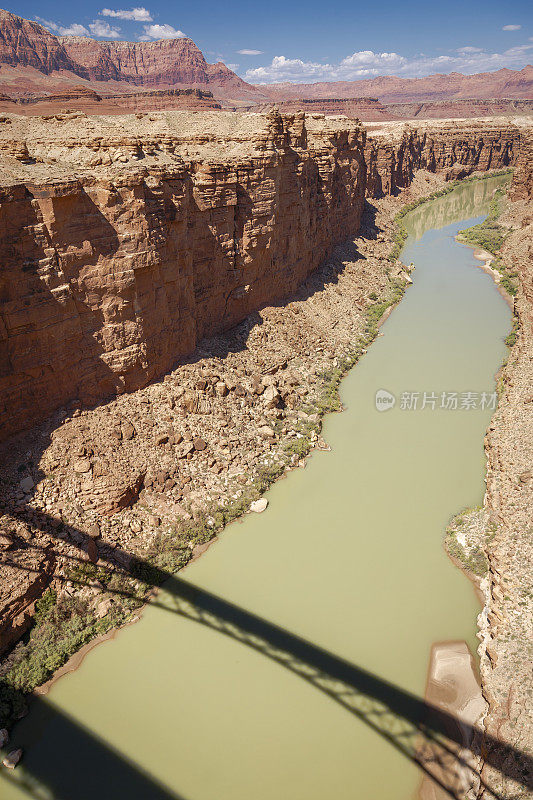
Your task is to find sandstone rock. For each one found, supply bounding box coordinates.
[258,426,275,440]
[72,458,91,474]
[95,598,112,619]
[250,498,268,513]
[121,420,136,440]
[263,385,281,408]
[193,437,207,451]
[215,381,228,397]
[19,476,34,493]
[86,522,101,539]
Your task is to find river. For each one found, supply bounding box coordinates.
[0,175,512,800]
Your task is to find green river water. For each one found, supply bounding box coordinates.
[1,175,512,800]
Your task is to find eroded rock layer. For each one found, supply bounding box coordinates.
[0,112,525,440]
[0,110,367,439]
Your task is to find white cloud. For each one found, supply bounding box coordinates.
[89,20,121,38]
[35,17,90,36]
[245,44,533,83]
[502,24,521,31]
[36,15,122,38]
[139,23,186,40]
[100,7,152,20]
[237,49,263,55]
[225,63,239,71]
[341,50,406,68]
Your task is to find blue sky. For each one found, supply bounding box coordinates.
[9,0,533,83]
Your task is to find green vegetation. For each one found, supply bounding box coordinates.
[1,169,516,728]
[1,593,130,727]
[456,185,519,299]
[444,507,498,578]
[389,169,513,263]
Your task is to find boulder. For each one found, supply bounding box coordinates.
[19,476,34,493]
[250,498,268,513]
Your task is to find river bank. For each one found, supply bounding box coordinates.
[0,169,527,800]
[1,170,514,800]
[0,168,435,718]
[445,179,533,798]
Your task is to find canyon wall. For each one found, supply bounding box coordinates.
[0,111,366,439]
[364,121,519,197]
[510,128,533,200]
[0,112,523,440]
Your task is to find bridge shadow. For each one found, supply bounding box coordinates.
[0,692,188,800]
[1,530,532,800]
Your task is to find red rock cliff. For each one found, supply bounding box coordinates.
[0,111,366,438]
[364,121,519,197]
[0,112,524,440]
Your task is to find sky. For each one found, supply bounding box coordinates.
[9,0,533,83]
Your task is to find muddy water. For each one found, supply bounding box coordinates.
[1,175,512,800]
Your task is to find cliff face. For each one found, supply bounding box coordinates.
[364,121,519,197]
[57,36,212,86]
[510,128,533,200]
[0,10,262,101]
[0,9,76,73]
[0,111,366,439]
[0,112,524,440]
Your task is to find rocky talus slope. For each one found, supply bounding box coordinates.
[475,148,533,800]
[0,110,531,796]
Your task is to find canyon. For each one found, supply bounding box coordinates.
[0,15,531,794]
[0,112,522,441]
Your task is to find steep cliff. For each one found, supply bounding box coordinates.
[0,110,366,439]
[510,127,533,200]
[364,120,519,197]
[0,9,77,73]
[0,10,262,102]
[0,112,526,440]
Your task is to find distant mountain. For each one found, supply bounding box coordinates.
[258,67,533,104]
[0,9,531,108]
[0,9,263,101]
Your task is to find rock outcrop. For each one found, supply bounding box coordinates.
[511,128,533,200]
[0,87,221,115]
[232,97,391,120]
[0,9,77,73]
[0,112,525,442]
[0,110,367,439]
[364,121,519,197]
[0,10,262,102]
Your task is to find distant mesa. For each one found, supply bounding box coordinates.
[0,9,531,113]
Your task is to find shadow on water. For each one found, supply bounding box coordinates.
[1,532,532,800]
[0,172,526,800]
